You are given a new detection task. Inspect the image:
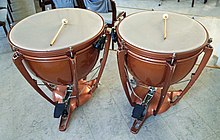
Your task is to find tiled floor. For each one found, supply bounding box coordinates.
[0,0,220,140]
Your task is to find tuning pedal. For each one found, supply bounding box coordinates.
[54,103,65,118]
[132,104,145,120]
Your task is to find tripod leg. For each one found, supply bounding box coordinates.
[172,45,213,105]
[12,52,55,105]
[154,63,176,115]
[117,50,134,106]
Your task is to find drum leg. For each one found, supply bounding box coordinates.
[172,45,213,105]
[153,63,176,115]
[130,86,155,134]
[118,58,177,133]
[58,88,77,131]
[53,82,94,131]
[90,31,111,92]
[117,50,135,106]
[55,54,79,131]
[52,80,95,131]
[12,52,55,105]
[129,83,178,133]
[55,31,111,131]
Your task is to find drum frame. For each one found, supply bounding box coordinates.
[12,30,111,131]
[117,37,213,134]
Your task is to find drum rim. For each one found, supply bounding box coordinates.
[116,11,209,55]
[117,22,209,60]
[8,8,105,53]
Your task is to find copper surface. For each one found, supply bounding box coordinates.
[52,79,95,131]
[117,24,212,133]
[129,85,183,134]
[11,23,111,132]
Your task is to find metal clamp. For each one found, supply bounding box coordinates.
[118,39,125,50]
[69,47,74,59]
[170,53,176,65]
[142,86,156,105]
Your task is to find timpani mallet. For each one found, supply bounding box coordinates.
[50,19,68,46]
[163,14,168,40]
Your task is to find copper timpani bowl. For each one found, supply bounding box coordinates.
[9,8,105,85]
[117,11,208,87]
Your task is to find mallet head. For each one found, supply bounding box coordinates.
[163,14,169,20]
[62,19,68,24]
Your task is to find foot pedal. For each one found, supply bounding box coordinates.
[54,103,65,118]
[132,104,145,120]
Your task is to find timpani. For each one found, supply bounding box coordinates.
[117,11,213,134]
[9,8,111,131]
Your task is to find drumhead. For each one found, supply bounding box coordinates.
[118,11,207,53]
[9,8,104,51]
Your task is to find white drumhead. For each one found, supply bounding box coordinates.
[9,8,104,51]
[118,11,207,53]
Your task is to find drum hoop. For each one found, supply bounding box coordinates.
[116,11,209,59]
[117,31,208,60]
[127,45,203,64]
[8,8,105,57]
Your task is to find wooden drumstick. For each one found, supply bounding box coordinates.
[50,19,68,46]
[163,14,168,40]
